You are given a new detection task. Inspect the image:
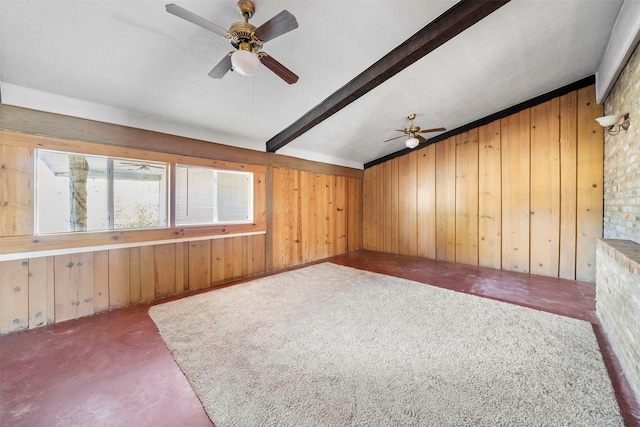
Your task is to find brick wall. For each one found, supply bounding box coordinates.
[603,42,640,241]
[598,40,640,404]
[596,240,640,402]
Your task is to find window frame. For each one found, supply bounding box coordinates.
[34,149,260,236]
[174,164,254,227]
[34,149,170,235]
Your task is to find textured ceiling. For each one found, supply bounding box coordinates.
[0,0,624,168]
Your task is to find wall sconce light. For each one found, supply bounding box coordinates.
[595,113,630,135]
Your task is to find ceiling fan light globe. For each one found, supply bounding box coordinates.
[231,50,260,76]
[406,137,419,149]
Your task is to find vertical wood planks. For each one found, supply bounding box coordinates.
[54,253,94,322]
[270,166,362,267]
[0,260,29,333]
[455,129,479,265]
[370,165,380,252]
[175,242,187,294]
[361,85,601,281]
[253,172,267,226]
[154,243,176,298]
[398,152,418,255]
[249,233,266,276]
[327,175,337,257]
[211,238,226,285]
[292,170,303,265]
[417,144,436,259]
[224,238,235,283]
[223,237,234,279]
[478,121,502,269]
[335,175,347,255]
[308,172,320,260]
[559,92,578,280]
[28,256,54,329]
[373,165,382,252]
[436,137,456,261]
[390,158,400,254]
[233,236,247,279]
[530,99,561,277]
[407,151,419,256]
[129,247,141,304]
[189,239,211,290]
[270,167,284,268]
[139,246,155,302]
[382,161,393,253]
[265,165,274,271]
[347,177,363,252]
[363,168,373,250]
[108,248,130,308]
[316,173,330,259]
[286,167,297,266]
[45,257,55,324]
[299,170,311,263]
[501,111,530,273]
[397,156,409,254]
[271,168,289,269]
[0,145,33,237]
[576,85,604,281]
[93,251,109,312]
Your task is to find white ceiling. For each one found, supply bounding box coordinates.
[0,0,624,169]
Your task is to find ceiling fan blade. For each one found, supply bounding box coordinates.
[166,4,228,37]
[260,54,299,84]
[383,134,405,143]
[416,135,428,143]
[208,53,233,79]
[254,10,298,42]
[419,127,446,133]
[394,129,410,133]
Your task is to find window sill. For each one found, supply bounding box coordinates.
[0,223,266,261]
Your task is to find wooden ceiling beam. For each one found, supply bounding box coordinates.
[266,0,511,153]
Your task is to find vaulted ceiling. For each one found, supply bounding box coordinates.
[0,0,625,169]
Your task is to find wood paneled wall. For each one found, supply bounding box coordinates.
[270,168,362,269]
[363,85,603,282]
[0,235,265,333]
[0,106,363,334]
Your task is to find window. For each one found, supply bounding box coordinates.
[175,165,253,226]
[36,150,168,234]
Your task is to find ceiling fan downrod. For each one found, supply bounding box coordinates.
[237,0,255,20]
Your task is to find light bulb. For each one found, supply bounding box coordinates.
[406,137,419,149]
[231,50,260,76]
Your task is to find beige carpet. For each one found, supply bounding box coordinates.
[149,263,623,426]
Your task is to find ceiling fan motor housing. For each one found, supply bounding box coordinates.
[229,0,263,54]
[228,21,263,53]
[406,114,421,133]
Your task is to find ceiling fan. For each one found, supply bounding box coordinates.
[384,114,446,149]
[117,161,165,171]
[166,0,299,84]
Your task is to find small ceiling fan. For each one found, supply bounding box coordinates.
[166,0,299,84]
[384,114,446,148]
[117,161,165,171]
